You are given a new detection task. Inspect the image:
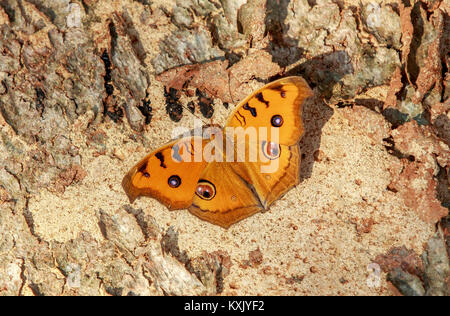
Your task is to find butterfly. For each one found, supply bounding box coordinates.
[122,76,313,228]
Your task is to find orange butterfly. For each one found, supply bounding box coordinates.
[122,76,312,228]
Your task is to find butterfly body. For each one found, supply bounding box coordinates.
[122,76,312,228]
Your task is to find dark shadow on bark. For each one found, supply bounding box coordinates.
[288,51,354,182]
[440,11,449,103]
[298,97,334,183]
[265,0,305,67]
[407,0,424,86]
[432,114,450,146]
[286,51,354,100]
[269,51,354,182]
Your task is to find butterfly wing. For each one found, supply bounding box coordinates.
[122,136,208,210]
[189,161,263,228]
[226,76,310,208]
[230,142,301,209]
[226,76,312,146]
[188,77,311,226]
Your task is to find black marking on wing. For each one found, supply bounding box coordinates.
[234,114,243,126]
[237,111,246,125]
[189,142,195,157]
[234,112,246,126]
[270,85,284,91]
[138,162,148,174]
[269,85,286,98]
[243,103,257,117]
[256,92,270,107]
[155,151,167,168]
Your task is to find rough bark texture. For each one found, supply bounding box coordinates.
[0,0,448,296]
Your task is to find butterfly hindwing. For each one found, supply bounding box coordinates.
[230,141,301,209]
[189,161,263,228]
